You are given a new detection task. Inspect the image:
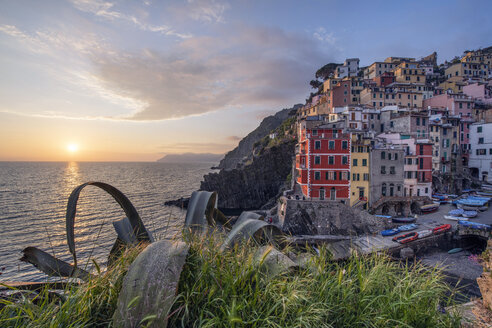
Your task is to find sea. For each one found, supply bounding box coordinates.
[0,161,213,282]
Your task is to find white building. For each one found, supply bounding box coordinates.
[335,58,360,78]
[469,122,492,183]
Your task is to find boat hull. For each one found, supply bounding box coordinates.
[392,217,416,223]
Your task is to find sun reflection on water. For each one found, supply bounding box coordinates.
[64,161,81,194]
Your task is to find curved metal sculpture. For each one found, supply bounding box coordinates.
[66,182,152,267]
[113,240,189,328]
[220,211,284,251]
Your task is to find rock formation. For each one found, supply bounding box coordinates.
[200,140,296,210]
[217,105,300,171]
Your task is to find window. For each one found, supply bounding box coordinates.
[342,156,348,165]
[419,158,423,169]
[381,166,386,174]
[340,172,344,180]
[353,173,356,181]
[312,129,318,136]
[416,117,420,126]
[388,153,392,160]
[315,141,321,150]
[381,151,386,159]
[479,137,484,144]
[353,159,358,166]
[342,141,348,149]
[389,184,394,196]
[390,121,394,128]
[329,141,335,149]
[390,166,395,174]
[422,118,426,126]
[394,153,398,160]
[314,156,321,165]
[477,149,486,155]
[314,171,321,180]
[325,172,329,180]
[419,145,424,155]
[362,159,367,166]
[478,126,483,133]
[363,173,369,181]
[407,158,412,165]
[329,156,334,165]
[453,131,457,138]
[382,183,387,196]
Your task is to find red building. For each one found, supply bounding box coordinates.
[296,119,351,201]
[416,141,433,196]
[373,71,395,87]
[326,80,351,112]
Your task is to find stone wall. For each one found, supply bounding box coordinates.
[278,197,387,236]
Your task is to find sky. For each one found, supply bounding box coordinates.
[0,0,491,161]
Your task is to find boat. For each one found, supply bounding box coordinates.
[375,215,392,220]
[398,223,418,231]
[433,224,451,235]
[444,215,468,221]
[458,220,492,231]
[456,198,489,209]
[417,229,432,239]
[477,191,492,197]
[448,248,463,254]
[420,203,439,213]
[479,206,489,212]
[392,232,418,244]
[381,228,400,236]
[392,217,416,223]
[448,209,464,216]
[462,210,478,218]
[447,194,458,199]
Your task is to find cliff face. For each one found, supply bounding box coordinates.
[218,105,301,170]
[200,140,295,210]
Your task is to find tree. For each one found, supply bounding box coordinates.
[310,80,322,89]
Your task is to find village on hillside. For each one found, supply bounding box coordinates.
[291,48,492,217]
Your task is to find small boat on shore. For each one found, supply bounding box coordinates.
[392,232,418,244]
[398,223,418,231]
[375,215,392,220]
[433,224,451,235]
[458,220,492,231]
[417,229,432,239]
[381,228,400,236]
[462,210,478,218]
[448,209,464,216]
[448,248,463,254]
[444,215,468,221]
[420,203,439,213]
[392,217,416,223]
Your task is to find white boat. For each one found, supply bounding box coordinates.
[462,210,478,218]
[417,229,433,239]
[444,215,468,221]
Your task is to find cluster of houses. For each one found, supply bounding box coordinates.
[294,48,492,210]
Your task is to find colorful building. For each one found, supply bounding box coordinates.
[296,118,351,201]
[349,132,371,208]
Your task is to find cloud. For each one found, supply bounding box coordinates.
[92,25,337,120]
[313,27,336,45]
[187,0,229,23]
[69,0,191,38]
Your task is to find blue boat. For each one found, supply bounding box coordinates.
[456,198,488,207]
[398,224,418,231]
[448,209,464,216]
[381,228,400,236]
[462,210,478,218]
[375,215,392,219]
[458,220,492,231]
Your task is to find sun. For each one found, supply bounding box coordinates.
[67,144,79,153]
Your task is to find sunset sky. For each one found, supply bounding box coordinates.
[1,0,491,161]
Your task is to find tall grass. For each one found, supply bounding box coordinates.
[1,236,461,327]
[168,236,461,328]
[0,245,145,328]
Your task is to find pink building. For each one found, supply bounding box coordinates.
[463,82,492,105]
[423,93,473,117]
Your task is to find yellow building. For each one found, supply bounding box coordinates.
[445,62,489,79]
[350,132,371,208]
[394,62,426,84]
[461,50,492,67]
[439,77,466,93]
[363,62,396,79]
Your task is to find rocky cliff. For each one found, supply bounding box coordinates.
[200,140,296,210]
[217,105,301,170]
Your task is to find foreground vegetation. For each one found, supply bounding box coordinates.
[0,237,462,327]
